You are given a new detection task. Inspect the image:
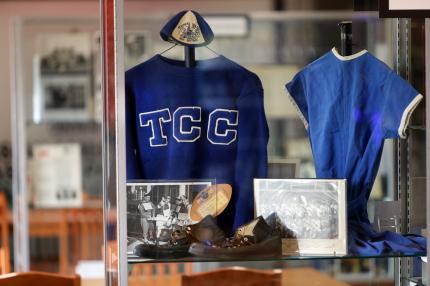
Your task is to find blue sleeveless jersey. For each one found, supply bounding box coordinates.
[286,48,425,255]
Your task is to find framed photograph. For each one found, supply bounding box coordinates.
[127,180,215,258]
[254,179,347,256]
[34,32,92,122]
[38,74,92,122]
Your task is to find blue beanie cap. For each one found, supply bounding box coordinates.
[160,10,214,47]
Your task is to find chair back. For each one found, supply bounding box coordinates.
[29,209,69,273]
[129,263,192,286]
[0,271,80,286]
[0,193,10,274]
[181,267,282,286]
[69,208,103,264]
[130,263,192,277]
[0,249,9,275]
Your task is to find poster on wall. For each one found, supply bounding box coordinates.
[34,32,92,122]
[380,0,430,17]
[31,143,83,208]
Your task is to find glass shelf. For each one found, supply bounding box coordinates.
[409,125,426,131]
[128,251,427,264]
[407,277,425,285]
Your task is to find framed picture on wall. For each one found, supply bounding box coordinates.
[33,32,92,122]
[38,74,92,121]
[124,31,152,70]
[254,179,347,256]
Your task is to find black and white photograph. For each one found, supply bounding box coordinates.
[124,31,151,70]
[37,32,91,74]
[254,179,347,255]
[127,181,212,246]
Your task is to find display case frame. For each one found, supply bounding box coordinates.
[425,18,430,286]
[98,8,429,286]
[100,0,128,285]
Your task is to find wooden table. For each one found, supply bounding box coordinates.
[18,207,103,274]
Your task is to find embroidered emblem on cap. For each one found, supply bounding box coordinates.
[172,11,205,45]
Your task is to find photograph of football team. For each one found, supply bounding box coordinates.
[127,182,211,245]
[255,180,343,240]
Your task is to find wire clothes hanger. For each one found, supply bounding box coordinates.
[205,46,220,56]
[160,44,178,55]
[159,44,220,57]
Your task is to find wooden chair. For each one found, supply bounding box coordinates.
[181,267,282,286]
[129,263,192,286]
[0,271,80,286]
[28,209,69,273]
[68,208,103,266]
[0,193,10,274]
[0,249,10,275]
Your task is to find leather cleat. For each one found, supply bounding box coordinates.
[265,212,296,238]
[133,215,225,259]
[188,216,282,259]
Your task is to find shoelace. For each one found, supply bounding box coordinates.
[168,227,193,246]
[210,235,254,248]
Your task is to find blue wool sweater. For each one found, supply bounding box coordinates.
[125,54,269,233]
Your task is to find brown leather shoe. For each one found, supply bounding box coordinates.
[133,215,225,259]
[188,216,282,259]
[265,212,296,238]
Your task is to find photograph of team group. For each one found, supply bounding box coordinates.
[127,182,211,244]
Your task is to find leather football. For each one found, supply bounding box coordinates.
[190,184,232,221]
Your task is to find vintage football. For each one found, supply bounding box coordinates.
[190,184,232,221]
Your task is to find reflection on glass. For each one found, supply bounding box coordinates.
[15,19,103,276]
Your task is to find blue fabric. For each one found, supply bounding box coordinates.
[125,54,269,234]
[286,49,426,255]
[160,10,214,47]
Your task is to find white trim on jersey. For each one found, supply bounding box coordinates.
[173,106,202,143]
[398,93,423,139]
[331,47,368,61]
[207,109,239,145]
[139,108,172,147]
[284,87,308,130]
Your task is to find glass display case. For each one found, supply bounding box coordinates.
[6,1,429,286]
